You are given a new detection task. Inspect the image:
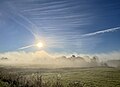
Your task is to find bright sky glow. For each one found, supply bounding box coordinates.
[36,42,43,48]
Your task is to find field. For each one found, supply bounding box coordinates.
[0,67,120,87]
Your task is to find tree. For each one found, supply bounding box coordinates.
[72,55,76,58]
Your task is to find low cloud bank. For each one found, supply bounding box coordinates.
[0,51,120,68]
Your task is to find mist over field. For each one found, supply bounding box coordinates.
[0,51,120,68]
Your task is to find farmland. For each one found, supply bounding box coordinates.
[0,67,120,87]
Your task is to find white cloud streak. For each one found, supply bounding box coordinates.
[22,1,68,12]
[18,44,35,50]
[82,27,120,37]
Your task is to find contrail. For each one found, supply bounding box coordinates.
[32,14,86,20]
[7,2,43,50]
[22,1,67,12]
[7,2,41,41]
[18,44,35,50]
[81,26,120,37]
[15,13,40,40]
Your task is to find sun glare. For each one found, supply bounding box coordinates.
[36,42,43,48]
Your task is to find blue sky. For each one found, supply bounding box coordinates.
[0,0,120,54]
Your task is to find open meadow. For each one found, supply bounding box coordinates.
[0,67,120,87]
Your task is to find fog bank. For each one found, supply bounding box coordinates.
[0,51,120,68]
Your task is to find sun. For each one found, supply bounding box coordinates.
[36,42,43,48]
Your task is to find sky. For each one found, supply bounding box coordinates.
[0,0,120,54]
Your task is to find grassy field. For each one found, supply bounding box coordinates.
[0,67,120,87]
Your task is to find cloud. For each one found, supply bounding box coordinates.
[82,26,120,37]
[0,51,53,67]
[22,1,68,12]
[0,51,120,68]
[0,51,92,67]
[94,51,120,61]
